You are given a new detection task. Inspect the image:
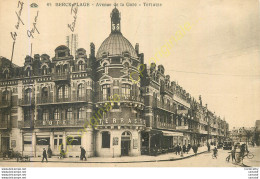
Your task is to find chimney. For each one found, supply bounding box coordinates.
[135,43,139,54]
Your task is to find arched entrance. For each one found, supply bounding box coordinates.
[121,131,131,156]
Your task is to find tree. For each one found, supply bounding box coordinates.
[244,129,253,145]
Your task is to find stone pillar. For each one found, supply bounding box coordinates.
[32,132,36,157]
[20,133,23,154]
[62,131,66,152]
[50,132,54,151]
[85,128,94,157]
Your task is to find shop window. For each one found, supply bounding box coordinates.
[23,136,32,145]
[102,131,110,148]
[66,136,81,145]
[36,137,50,145]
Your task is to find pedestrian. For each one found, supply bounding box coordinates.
[187,143,191,154]
[80,146,87,161]
[175,144,180,155]
[179,143,182,155]
[42,148,48,162]
[207,142,211,152]
[231,146,236,162]
[183,144,186,153]
[47,145,52,158]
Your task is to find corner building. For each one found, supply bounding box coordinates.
[0,8,229,158]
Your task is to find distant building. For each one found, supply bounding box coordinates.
[229,127,255,144]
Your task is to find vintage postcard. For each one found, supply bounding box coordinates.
[0,0,259,173]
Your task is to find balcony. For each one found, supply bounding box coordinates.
[155,121,175,130]
[160,85,173,95]
[37,95,88,105]
[198,129,208,135]
[0,100,11,108]
[18,120,34,129]
[153,101,175,113]
[176,125,189,130]
[18,98,35,106]
[0,121,9,129]
[98,94,144,104]
[51,72,70,81]
[34,118,86,128]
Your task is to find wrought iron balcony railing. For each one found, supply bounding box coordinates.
[153,101,175,113]
[18,98,35,106]
[0,100,11,108]
[51,72,70,81]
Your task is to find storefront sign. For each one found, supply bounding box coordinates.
[133,139,138,149]
[99,118,145,125]
[113,137,118,146]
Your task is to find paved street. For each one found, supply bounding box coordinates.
[0,147,259,167]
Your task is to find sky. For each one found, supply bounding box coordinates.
[0,0,259,129]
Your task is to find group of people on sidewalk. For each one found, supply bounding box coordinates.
[175,143,199,156]
[41,145,87,162]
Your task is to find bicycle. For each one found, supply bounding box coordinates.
[244,151,254,159]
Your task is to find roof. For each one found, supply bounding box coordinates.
[96,33,138,59]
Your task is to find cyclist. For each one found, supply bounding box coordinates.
[213,147,218,159]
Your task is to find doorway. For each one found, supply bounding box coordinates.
[54,135,63,155]
[1,137,10,152]
[121,131,131,156]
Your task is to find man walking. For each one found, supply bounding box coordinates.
[42,148,48,162]
[80,146,87,161]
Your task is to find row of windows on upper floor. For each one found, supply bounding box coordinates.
[1,61,89,79]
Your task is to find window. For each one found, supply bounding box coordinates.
[57,85,69,100]
[41,87,48,99]
[77,107,84,120]
[56,65,61,74]
[3,70,9,79]
[24,109,32,121]
[63,64,68,73]
[122,84,131,98]
[25,88,32,102]
[66,136,81,145]
[25,67,31,77]
[103,63,108,74]
[54,109,60,120]
[2,90,9,102]
[58,52,66,57]
[78,61,84,71]
[77,84,84,98]
[64,86,69,98]
[66,108,72,120]
[36,137,50,145]
[102,84,110,100]
[42,66,47,75]
[43,109,48,121]
[102,132,110,148]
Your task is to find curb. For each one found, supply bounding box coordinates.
[0,151,208,164]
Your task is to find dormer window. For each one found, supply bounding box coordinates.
[25,67,31,77]
[3,70,9,79]
[42,66,48,75]
[78,61,84,71]
[58,52,66,57]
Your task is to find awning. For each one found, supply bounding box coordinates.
[162,131,183,137]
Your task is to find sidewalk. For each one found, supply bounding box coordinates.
[1,146,209,163]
